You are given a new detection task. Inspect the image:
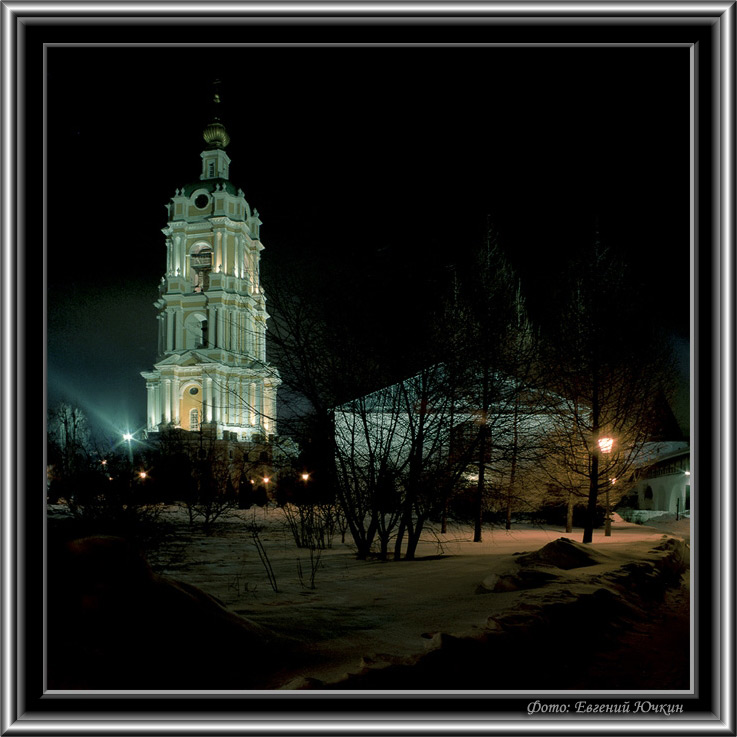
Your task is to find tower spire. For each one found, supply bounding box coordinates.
[202,79,230,150]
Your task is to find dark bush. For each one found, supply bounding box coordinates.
[532,503,605,528]
[239,483,268,509]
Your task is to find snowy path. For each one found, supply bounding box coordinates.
[149,509,690,689]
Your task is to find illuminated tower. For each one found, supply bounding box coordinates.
[141,90,280,441]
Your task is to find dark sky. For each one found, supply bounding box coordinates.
[46,45,691,439]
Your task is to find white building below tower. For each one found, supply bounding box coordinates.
[141,93,280,441]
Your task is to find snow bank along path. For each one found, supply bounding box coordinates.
[47,507,690,690]
[149,509,690,690]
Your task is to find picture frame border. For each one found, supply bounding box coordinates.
[2,2,734,734]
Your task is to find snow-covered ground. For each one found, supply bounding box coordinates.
[134,506,691,690]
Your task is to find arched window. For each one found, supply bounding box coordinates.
[190,408,200,432]
[184,313,208,349]
[189,243,213,292]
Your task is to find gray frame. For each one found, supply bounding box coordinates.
[2,2,734,734]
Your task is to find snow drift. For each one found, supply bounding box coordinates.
[46,514,690,691]
[297,536,689,690]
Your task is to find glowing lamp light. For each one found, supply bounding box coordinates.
[123,433,134,441]
[263,477,270,484]
[597,437,614,454]
[610,477,617,485]
[301,473,310,482]
[685,471,691,476]
[139,471,147,480]
[101,459,107,466]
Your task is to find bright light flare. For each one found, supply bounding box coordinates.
[138,471,148,480]
[263,477,270,484]
[123,433,134,441]
[597,437,614,454]
[301,473,310,482]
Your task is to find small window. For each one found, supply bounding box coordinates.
[189,386,199,396]
[194,194,209,209]
[208,162,215,178]
[190,408,200,432]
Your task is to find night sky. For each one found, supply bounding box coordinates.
[46,45,691,439]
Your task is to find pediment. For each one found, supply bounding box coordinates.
[154,351,220,368]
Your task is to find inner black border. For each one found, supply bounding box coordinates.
[21,12,717,727]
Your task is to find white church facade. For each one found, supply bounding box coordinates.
[141,94,280,441]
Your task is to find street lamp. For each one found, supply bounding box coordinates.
[597,437,614,454]
[596,436,615,537]
[301,473,310,482]
[122,432,134,463]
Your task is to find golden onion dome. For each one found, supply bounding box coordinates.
[203,120,230,149]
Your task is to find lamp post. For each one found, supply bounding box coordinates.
[597,436,615,537]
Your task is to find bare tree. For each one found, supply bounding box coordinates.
[263,258,401,558]
[541,240,674,543]
[448,232,542,541]
[333,383,408,559]
[493,285,546,530]
[47,402,94,502]
[187,432,246,531]
[392,365,473,560]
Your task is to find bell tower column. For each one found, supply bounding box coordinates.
[142,82,280,441]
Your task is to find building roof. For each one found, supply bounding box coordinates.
[181,179,239,197]
[630,441,690,469]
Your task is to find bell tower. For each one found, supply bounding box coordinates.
[141,87,280,441]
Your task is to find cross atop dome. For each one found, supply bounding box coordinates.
[203,79,230,150]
